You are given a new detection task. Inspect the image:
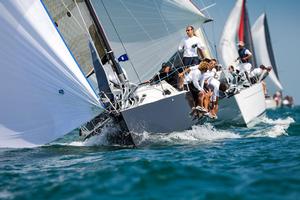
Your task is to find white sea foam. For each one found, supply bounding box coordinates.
[68,126,117,147]
[66,124,240,147]
[133,124,241,146]
[260,116,295,126]
[246,116,295,138]
[63,116,295,147]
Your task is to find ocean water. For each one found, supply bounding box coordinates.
[0,107,299,200]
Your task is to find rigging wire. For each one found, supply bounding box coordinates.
[152,0,185,69]
[100,0,142,83]
[196,0,218,60]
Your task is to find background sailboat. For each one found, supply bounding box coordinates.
[217,0,266,126]
[252,13,284,109]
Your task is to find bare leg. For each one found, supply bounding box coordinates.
[198,92,204,107]
[177,76,184,90]
[262,81,267,96]
[211,97,219,116]
[203,91,211,111]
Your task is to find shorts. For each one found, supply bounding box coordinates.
[188,83,201,102]
[183,57,200,68]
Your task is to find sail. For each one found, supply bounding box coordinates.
[238,0,257,68]
[219,0,243,68]
[90,0,210,83]
[195,27,213,59]
[252,13,283,91]
[42,0,114,97]
[219,0,256,68]
[0,0,103,148]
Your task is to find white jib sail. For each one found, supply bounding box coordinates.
[252,13,283,91]
[219,0,243,68]
[0,0,103,148]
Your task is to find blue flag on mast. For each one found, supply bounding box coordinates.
[118,54,129,62]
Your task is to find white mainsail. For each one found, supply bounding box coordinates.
[252,13,283,91]
[0,0,103,148]
[219,0,243,68]
[91,0,210,83]
[195,27,213,59]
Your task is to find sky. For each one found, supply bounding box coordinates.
[196,0,300,105]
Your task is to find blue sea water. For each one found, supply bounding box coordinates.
[0,106,299,200]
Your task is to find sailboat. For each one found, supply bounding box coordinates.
[0,0,212,148]
[218,0,266,126]
[252,13,284,109]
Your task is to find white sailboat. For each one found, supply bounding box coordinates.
[0,0,212,148]
[0,0,103,148]
[86,0,212,135]
[218,0,266,126]
[252,13,283,109]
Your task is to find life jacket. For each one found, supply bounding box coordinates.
[238,47,248,63]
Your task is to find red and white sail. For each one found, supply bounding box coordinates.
[219,0,256,68]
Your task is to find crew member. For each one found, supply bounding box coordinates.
[178,25,205,70]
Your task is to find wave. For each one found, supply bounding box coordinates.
[246,116,295,138]
[132,124,241,146]
[61,124,241,147]
[260,116,295,126]
[55,115,295,147]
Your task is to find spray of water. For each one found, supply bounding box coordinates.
[63,116,295,147]
[246,116,295,138]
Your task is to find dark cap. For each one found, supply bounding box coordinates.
[162,61,172,68]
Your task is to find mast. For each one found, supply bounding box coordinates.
[84,0,127,84]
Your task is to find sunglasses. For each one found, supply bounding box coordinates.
[186,29,193,32]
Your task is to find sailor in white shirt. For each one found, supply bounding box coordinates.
[250,65,272,83]
[186,62,210,111]
[250,65,272,95]
[178,26,205,71]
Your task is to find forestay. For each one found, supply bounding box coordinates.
[252,13,283,91]
[0,0,103,148]
[91,0,209,83]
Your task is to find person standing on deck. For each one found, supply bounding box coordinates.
[237,41,252,64]
[178,25,205,70]
[178,26,205,89]
[236,41,253,73]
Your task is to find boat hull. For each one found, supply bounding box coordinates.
[121,83,199,133]
[218,83,266,127]
[265,98,279,109]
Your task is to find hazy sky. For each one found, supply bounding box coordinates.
[197,0,300,104]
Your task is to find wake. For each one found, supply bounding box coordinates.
[246,116,295,138]
[57,116,295,147]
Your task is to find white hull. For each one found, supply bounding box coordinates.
[218,83,266,127]
[265,98,279,109]
[121,82,199,133]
